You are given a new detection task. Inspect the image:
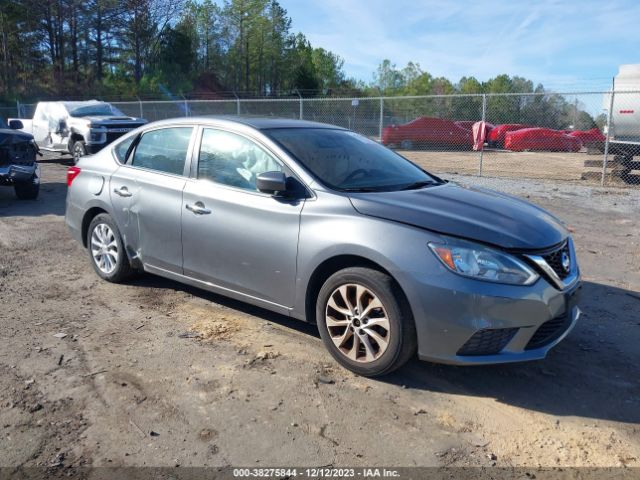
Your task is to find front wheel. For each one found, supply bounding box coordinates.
[72,140,87,164]
[14,173,40,200]
[87,213,132,282]
[316,267,417,377]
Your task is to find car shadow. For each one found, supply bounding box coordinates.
[0,181,67,217]
[0,154,70,217]
[385,280,640,425]
[123,273,320,339]
[124,275,639,425]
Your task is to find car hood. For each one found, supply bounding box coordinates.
[0,128,34,146]
[348,182,568,250]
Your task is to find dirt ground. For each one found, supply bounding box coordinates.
[0,155,639,473]
[400,148,640,186]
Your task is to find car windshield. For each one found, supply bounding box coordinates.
[65,103,125,117]
[265,128,439,192]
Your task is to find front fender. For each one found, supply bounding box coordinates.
[292,192,444,321]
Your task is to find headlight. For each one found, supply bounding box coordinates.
[428,239,539,285]
[89,129,105,143]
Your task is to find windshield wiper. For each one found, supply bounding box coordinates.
[341,186,385,192]
[400,180,437,190]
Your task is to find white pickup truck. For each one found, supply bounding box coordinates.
[10,100,147,163]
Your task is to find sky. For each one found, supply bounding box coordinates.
[280,0,638,91]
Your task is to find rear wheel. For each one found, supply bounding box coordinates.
[316,267,417,377]
[72,140,87,164]
[87,213,132,282]
[14,172,40,200]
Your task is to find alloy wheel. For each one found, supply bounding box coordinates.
[325,283,391,363]
[90,223,118,274]
[73,143,83,164]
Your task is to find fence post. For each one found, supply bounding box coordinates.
[378,97,384,142]
[182,95,189,117]
[479,93,487,177]
[295,89,303,120]
[233,91,240,115]
[137,96,143,118]
[16,99,21,118]
[601,90,615,186]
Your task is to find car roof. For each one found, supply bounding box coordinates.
[40,100,105,106]
[147,115,345,131]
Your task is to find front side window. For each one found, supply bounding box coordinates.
[266,128,438,192]
[198,129,283,191]
[131,127,193,175]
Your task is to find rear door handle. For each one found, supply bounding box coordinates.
[113,186,132,197]
[186,201,211,215]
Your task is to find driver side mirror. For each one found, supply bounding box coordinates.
[8,119,23,130]
[257,171,287,195]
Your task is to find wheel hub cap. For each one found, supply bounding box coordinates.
[90,223,118,274]
[325,283,391,363]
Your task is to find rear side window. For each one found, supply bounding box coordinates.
[114,135,135,163]
[131,127,193,175]
[198,129,283,191]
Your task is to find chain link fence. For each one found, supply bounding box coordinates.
[5,91,640,188]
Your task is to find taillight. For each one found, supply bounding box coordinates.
[67,166,81,187]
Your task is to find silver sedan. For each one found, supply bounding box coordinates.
[65,117,581,376]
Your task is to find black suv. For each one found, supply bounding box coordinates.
[0,118,40,199]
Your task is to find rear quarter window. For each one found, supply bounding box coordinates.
[131,127,193,176]
[113,135,135,163]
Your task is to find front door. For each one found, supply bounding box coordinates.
[181,128,304,308]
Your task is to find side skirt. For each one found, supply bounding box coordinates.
[143,263,294,318]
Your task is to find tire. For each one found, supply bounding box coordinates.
[14,173,40,200]
[316,267,417,377]
[87,213,132,283]
[399,139,414,150]
[72,140,87,164]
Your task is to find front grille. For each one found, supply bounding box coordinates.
[525,314,571,350]
[457,328,518,356]
[106,132,126,144]
[541,242,571,279]
[104,123,141,130]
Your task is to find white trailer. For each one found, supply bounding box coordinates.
[605,65,640,154]
[602,65,640,180]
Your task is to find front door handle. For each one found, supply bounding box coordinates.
[113,186,132,197]
[186,201,211,215]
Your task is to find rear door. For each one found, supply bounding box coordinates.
[111,125,195,273]
[181,127,305,308]
[109,135,138,253]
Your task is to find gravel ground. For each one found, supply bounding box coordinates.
[447,173,640,215]
[0,156,639,474]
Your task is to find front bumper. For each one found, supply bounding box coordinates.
[0,163,37,183]
[398,267,582,365]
